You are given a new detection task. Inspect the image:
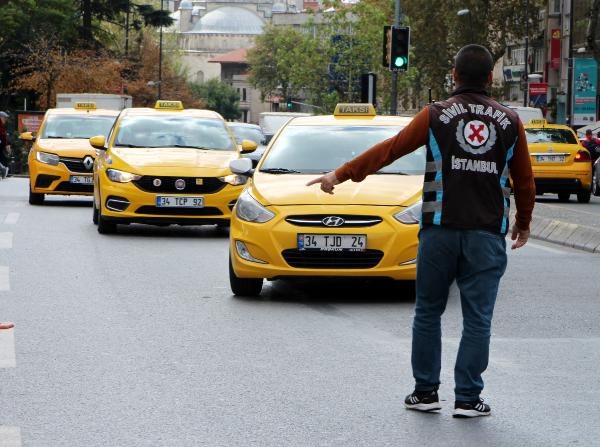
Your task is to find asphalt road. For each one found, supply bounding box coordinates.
[1,177,599,447]
[533,192,600,229]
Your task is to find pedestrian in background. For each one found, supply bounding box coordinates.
[581,129,600,164]
[0,111,12,179]
[308,45,535,418]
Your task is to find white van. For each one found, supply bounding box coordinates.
[506,106,544,125]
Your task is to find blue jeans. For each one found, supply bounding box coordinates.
[411,226,507,402]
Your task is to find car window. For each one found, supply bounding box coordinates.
[525,128,578,144]
[114,115,236,150]
[40,115,116,139]
[229,126,266,145]
[260,125,426,175]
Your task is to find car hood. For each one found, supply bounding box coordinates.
[110,147,239,171]
[252,173,423,206]
[36,139,96,157]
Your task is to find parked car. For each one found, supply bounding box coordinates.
[506,105,544,125]
[228,122,267,167]
[259,112,311,144]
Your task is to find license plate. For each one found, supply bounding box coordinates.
[298,234,366,251]
[536,155,565,163]
[156,196,204,208]
[70,175,93,184]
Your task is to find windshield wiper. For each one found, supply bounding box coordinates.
[260,167,302,174]
[376,171,410,175]
[114,144,146,148]
[45,136,66,139]
[171,144,211,150]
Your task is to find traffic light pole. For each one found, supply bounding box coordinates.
[390,0,401,115]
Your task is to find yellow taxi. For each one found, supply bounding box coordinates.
[22,103,119,205]
[91,100,256,234]
[524,119,593,203]
[227,104,425,296]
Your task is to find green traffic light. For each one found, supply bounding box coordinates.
[394,56,407,67]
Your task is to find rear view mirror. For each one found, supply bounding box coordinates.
[20,132,34,141]
[230,158,253,175]
[89,135,106,150]
[240,139,258,153]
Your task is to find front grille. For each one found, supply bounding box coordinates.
[133,176,226,194]
[35,175,60,188]
[285,215,383,228]
[59,157,94,173]
[282,249,384,269]
[135,206,223,216]
[54,181,93,193]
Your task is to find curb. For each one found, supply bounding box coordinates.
[512,212,600,253]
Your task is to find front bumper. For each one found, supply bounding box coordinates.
[98,175,243,225]
[29,159,93,196]
[230,205,418,281]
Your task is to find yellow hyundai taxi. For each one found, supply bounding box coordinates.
[22,103,119,205]
[91,100,256,234]
[228,104,426,296]
[524,119,593,203]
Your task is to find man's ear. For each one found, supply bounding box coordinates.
[452,68,459,84]
[486,71,493,85]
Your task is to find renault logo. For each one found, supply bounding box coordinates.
[322,216,345,227]
[83,156,94,171]
[175,179,186,190]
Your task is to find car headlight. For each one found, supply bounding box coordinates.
[36,151,59,166]
[235,190,275,223]
[219,174,248,186]
[106,168,141,183]
[394,200,422,224]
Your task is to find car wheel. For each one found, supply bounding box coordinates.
[593,172,600,196]
[577,189,591,203]
[92,200,99,225]
[28,185,44,205]
[557,192,570,202]
[229,255,262,297]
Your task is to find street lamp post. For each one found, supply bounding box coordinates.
[457,9,474,43]
[158,0,164,100]
[389,0,401,115]
[523,0,529,107]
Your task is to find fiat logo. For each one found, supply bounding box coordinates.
[322,216,345,227]
[175,179,186,190]
[82,156,94,171]
[153,178,162,187]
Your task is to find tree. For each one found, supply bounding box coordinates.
[586,0,600,64]
[189,79,241,120]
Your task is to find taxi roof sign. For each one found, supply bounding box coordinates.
[334,103,376,117]
[155,100,184,110]
[74,102,96,111]
[529,119,547,126]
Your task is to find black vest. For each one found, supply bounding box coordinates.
[422,87,520,234]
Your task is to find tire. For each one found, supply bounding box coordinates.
[97,208,117,234]
[28,186,44,205]
[593,171,600,197]
[92,200,99,225]
[557,192,570,202]
[229,255,262,297]
[577,189,591,203]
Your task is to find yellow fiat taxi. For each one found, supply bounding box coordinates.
[524,119,593,203]
[91,100,256,234]
[227,104,426,296]
[22,103,119,205]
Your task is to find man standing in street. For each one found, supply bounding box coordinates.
[307,45,535,417]
[0,111,12,179]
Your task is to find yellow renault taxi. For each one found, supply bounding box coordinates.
[524,119,593,203]
[91,100,256,234]
[228,104,426,296]
[22,103,119,205]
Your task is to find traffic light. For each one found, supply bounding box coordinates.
[390,26,410,71]
[286,97,293,110]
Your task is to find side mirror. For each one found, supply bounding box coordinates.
[20,132,34,141]
[229,158,253,175]
[240,139,258,154]
[89,135,107,150]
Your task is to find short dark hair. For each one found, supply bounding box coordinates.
[454,45,494,87]
[586,129,592,135]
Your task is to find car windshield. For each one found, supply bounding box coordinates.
[229,125,266,145]
[260,125,426,175]
[40,115,116,139]
[114,115,236,150]
[525,128,578,144]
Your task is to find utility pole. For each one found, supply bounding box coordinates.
[389,0,401,115]
[566,0,574,126]
[158,0,164,100]
[523,0,529,107]
[124,0,130,58]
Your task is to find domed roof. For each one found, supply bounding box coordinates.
[191,7,264,34]
[179,0,192,10]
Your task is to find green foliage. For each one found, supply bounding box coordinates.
[189,79,241,120]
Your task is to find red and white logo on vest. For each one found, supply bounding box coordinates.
[456,119,497,155]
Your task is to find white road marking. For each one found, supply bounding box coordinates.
[0,232,13,249]
[0,266,9,291]
[0,426,22,447]
[527,241,570,255]
[4,213,19,225]
[0,329,16,368]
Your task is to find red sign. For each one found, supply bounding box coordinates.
[17,112,44,134]
[529,83,548,96]
[551,29,561,70]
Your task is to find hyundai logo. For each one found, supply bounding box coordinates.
[322,216,345,227]
[83,156,94,171]
[175,179,186,190]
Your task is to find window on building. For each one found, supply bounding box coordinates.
[243,110,248,122]
[242,88,247,102]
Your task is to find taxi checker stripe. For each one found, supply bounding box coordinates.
[499,140,516,233]
[422,180,443,192]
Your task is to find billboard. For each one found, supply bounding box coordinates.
[16,111,44,134]
[529,83,548,109]
[573,58,598,126]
